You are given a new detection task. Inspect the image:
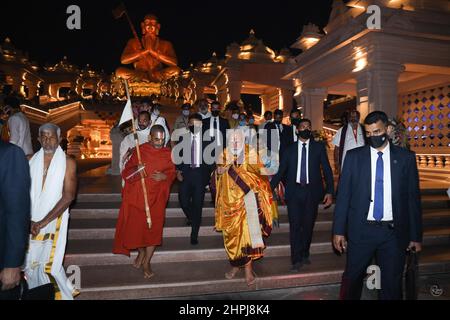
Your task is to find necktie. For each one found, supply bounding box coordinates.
[373,151,384,221]
[300,143,307,185]
[191,136,197,168]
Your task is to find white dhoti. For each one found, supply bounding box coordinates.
[24,146,75,300]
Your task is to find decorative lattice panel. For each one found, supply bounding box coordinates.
[399,84,450,148]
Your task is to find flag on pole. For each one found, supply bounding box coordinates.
[112,3,126,19]
[118,99,133,126]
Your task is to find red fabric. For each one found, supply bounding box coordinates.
[113,143,176,256]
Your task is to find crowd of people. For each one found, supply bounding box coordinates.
[0,93,423,300]
[114,97,422,298]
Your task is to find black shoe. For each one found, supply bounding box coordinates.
[303,257,311,265]
[190,238,199,245]
[290,262,303,273]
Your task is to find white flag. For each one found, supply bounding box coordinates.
[118,99,133,126]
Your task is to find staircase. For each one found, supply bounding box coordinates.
[65,183,450,300]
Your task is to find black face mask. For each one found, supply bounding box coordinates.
[291,118,301,127]
[211,110,220,117]
[368,134,388,149]
[297,129,311,140]
[274,119,282,125]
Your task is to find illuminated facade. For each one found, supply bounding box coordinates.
[161,30,296,117]
[285,0,449,183]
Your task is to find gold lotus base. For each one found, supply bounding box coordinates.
[128,81,161,96]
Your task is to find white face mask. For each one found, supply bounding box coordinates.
[232,114,239,120]
[182,110,190,117]
[153,109,160,116]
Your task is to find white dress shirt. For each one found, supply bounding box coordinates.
[296,139,310,184]
[191,132,202,168]
[292,126,298,143]
[367,143,393,221]
[198,111,211,120]
[332,124,365,168]
[8,111,33,155]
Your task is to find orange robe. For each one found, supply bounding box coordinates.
[113,143,176,256]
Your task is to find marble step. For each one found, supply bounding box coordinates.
[64,226,450,266]
[66,208,450,240]
[72,244,450,300]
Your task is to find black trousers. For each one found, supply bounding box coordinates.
[340,224,406,300]
[286,185,318,265]
[179,168,207,240]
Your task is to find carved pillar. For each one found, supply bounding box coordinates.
[355,61,404,121]
[107,126,124,176]
[294,87,327,130]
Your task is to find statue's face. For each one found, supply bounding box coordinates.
[142,18,160,36]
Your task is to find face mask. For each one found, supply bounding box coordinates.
[249,119,255,125]
[211,110,220,117]
[368,134,388,149]
[274,120,282,125]
[153,109,160,116]
[297,129,311,140]
[232,114,239,120]
[291,118,301,127]
[182,110,190,117]
[239,121,247,126]
[200,108,208,115]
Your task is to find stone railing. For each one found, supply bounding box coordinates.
[415,154,450,169]
[411,147,450,170]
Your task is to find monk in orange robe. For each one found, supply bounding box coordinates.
[113,125,176,278]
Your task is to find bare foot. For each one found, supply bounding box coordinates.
[245,269,257,286]
[225,267,240,280]
[133,252,145,269]
[143,264,155,279]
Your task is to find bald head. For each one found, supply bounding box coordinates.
[149,125,165,148]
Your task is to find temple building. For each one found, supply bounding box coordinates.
[161,30,296,116]
[0,38,117,159]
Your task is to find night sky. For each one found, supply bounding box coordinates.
[0,0,334,73]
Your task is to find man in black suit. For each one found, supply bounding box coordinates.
[174,114,210,245]
[202,101,230,184]
[332,111,422,300]
[271,119,334,272]
[281,108,302,152]
[264,109,290,158]
[0,141,31,298]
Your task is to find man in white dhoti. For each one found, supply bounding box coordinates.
[119,111,151,172]
[24,123,77,300]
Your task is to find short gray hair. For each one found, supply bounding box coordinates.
[39,123,61,139]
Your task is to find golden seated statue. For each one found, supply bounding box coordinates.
[115,14,180,83]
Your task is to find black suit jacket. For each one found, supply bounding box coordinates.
[332,144,423,249]
[264,122,291,157]
[270,140,334,204]
[202,116,229,148]
[174,132,210,186]
[0,141,31,270]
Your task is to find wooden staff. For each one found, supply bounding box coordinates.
[124,80,152,229]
